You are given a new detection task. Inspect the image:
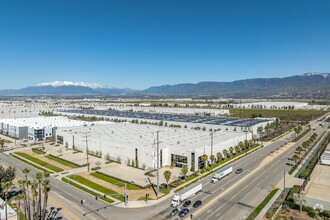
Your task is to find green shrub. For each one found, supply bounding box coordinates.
[308,210,316,218]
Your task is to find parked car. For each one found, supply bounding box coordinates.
[160,183,167,188]
[183,200,191,207]
[178,208,189,217]
[170,207,180,216]
[235,168,243,174]
[193,200,202,208]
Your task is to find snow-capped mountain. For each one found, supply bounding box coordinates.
[37,81,112,89]
[0,81,137,96]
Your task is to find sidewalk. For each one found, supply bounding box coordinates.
[117,144,266,208]
[292,130,329,177]
[255,190,282,220]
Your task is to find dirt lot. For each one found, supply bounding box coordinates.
[274,209,324,220]
[100,163,190,187]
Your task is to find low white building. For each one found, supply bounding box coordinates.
[0,116,110,140]
[56,123,252,171]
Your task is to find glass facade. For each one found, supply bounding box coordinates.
[171,154,187,168]
[198,156,205,170]
[191,152,195,170]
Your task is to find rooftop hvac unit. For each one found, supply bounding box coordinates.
[177,141,180,145]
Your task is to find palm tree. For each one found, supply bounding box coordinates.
[216,152,222,163]
[1,181,12,220]
[234,146,240,154]
[210,155,215,167]
[42,179,50,220]
[296,146,303,155]
[163,170,172,190]
[238,141,244,151]
[15,193,22,220]
[36,172,43,219]
[201,154,208,173]
[223,149,228,159]
[229,147,234,156]
[17,179,27,219]
[181,165,188,178]
[23,168,31,219]
[30,180,38,220]
[292,154,300,164]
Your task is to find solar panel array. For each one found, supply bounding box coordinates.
[61,109,271,128]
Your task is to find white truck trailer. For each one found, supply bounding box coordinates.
[170,183,202,207]
[211,166,232,183]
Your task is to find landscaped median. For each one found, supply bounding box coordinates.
[68,175,125,202]
[10,153,53,173]
[14,152,64,172]
[62,177,115,203]
[246,188,279,220]
[91,172,141,190]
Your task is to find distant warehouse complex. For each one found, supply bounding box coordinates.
[60,109,275,136]
[0,116,109,140]
[56,123,252,171]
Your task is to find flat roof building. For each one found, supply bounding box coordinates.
[56,123,252,171]
[0,116,110,140]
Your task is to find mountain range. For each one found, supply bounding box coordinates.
[0,73,329,99]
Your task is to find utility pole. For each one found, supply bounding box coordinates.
[124,183,127,206]
[86,133,90,172]
[211,129,213,173]
[156,131,160,198]
[283,168,285,191]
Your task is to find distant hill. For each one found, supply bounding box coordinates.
[142,73,330,99]
[0,73,328,98]
[0,81,136,96]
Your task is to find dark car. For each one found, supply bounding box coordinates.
[170,208,180,216]
[235,168,243,174]
[193,200,202,208]
[183,200,191,207]
[178,208,189,217]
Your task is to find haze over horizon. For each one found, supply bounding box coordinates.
[1,0,330,90]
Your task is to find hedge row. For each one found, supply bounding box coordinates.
[299,132,330,179]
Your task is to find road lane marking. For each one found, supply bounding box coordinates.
[144,207,169,220]
[192,141,295,217]
[135,208,157,220]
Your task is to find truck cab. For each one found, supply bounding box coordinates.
[211,176,218,183]
[171,195,180,207]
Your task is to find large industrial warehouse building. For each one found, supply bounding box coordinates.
[56,123,252,171]
[0,116,109,140]
[60,109,275,136]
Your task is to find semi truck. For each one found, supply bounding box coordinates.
[170,183,202,207]
[211,166,232,183]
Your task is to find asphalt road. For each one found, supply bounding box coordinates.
[0,119,327,220]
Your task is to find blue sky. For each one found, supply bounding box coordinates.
[0,0,330,90]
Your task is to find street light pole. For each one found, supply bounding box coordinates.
[86,133,90,172]
[211,130,213,173]
[156,131,160,198]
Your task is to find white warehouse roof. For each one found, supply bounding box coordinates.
[0,116,111,129]
[57,123,247,151]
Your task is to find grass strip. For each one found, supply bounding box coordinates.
[288,165,298,175]
[32,148,44,155]
[45,155,79,168]
[246,188,279,220]
[69,175,125,202]
[10,153,53,173]
[91,172,141,190]
[62,177,114,203]
[14,152,64,172]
